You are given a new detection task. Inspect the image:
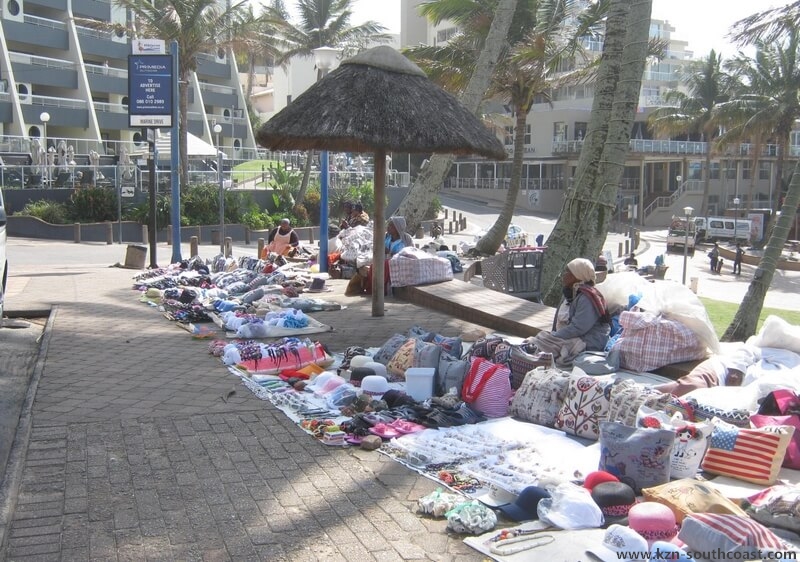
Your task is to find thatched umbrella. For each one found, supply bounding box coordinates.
[256,45,505,317]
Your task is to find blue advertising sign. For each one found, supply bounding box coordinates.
[128,54,173,127]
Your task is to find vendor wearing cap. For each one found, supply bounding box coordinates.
[527,258,611,364]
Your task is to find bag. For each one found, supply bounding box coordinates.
[642,478,748,524]
[750,413,800,469]
[461,357,512,418]
[598,421,675,493]
[508,367,573,427]
[508,345,553,389]
[467,336,507,360]
[437,354,470,397]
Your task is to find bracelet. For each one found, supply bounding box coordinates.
[489,533,555,556]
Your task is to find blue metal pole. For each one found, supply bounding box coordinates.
[319,150,329,273]
[170,40,182,264]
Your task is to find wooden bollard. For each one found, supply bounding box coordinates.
[308,228,315,244]
[458,212,463,224]
[444,209,449,219]
[624,240,630,254]
[190,236,199,257]
[460,217,466,230]
[449,222,454,234]
[106,222,113,245]
[244,229,251,245]
[141,224,148,244]
[74,222,81,243]
[196,226,202,243]
[257,238,265,258]
[225,237,232,257]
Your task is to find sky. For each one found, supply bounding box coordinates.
[345,0,794,59]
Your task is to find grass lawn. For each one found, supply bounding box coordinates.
[232,159,280,172]
[699,297,800,338]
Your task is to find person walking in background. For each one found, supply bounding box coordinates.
[708,243,719,273]
[733,243,744,275]
[716,257,724,274]
[535,233,545,247]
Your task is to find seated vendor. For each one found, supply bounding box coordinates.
[349,202,370,228]
[624,252,638,268]
[527,258,611,364]
[262,218,300,258]
[385,216,414,257]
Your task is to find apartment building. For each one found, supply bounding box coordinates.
[398,0,794,230]
[0,0,256,161]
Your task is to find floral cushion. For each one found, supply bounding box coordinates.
[508,367,572,427]
[554,374,612,440]
[607,379,669,428]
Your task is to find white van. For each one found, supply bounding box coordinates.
[0,187,6,324]
[694,217,751,243]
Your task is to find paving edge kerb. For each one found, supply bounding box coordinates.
[0,305,56,553]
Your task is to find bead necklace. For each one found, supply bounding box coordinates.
[489,531,555,556]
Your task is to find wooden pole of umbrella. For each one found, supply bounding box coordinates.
[372,149,387,316]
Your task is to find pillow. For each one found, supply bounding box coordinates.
[637,407,711,480]
[607,380,669,428]
[385,339,417,380]
[701,419,794,485]
[508,367,572,427]
[665,396,751,428]
[437,354,469,397]
[748,315,800,355]
[746,485,800,534]
[598,421,674,493]
[678,514,788,557]
[373,334,409,365]
[555,373,612,440]
[642,478,748,524]
[423,332,463,359]
[508,345,554,389]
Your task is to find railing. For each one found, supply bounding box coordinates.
[9,52,74,69]
[643,179,703,218]
[75,25,114,40]
[629,139,707,154]
[31,94,88,110]
[199,83,236,95]
[637,95,680,108]
[23,14,66,31]
[85,63,127,79]
[444,177,565,190]
[94,101,126,113]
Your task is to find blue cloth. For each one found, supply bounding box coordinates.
[385,235,405,257]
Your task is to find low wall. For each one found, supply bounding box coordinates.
[717,245,800,272]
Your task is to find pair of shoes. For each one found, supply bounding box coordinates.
[369,423,402,439]
[389,419,427,434]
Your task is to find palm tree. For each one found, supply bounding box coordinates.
[719,17,800,340]
[394,0,520,231]
[276,0,390,206]
[648,50,736,217]
[116,0,262,189]
[233,1,287,101]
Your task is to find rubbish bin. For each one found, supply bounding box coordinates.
[211,229,220,246]
[689,276,699,294]
[124,244,147,269]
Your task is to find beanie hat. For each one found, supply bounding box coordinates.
[567,258,597,283]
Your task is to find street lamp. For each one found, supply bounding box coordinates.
[733,197,740,243]
[213,123,225,256]
[682,206,694,285]
[39,111,50,183]
[312,46,342,273]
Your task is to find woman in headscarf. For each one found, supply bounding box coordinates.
[385,216,414,257]
[528,257,611,365]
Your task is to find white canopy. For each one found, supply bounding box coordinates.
[155,130,218,157]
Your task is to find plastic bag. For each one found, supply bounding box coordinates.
[418,488,466,518]
[536,483,603,529]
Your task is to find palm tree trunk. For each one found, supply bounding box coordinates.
[475,106,526,254]
[539,0,635,305]
[701,143,712,216]
[296,150,315,205]
[394,0,518,232]
[246,52,256,99]
[723,155,800,341]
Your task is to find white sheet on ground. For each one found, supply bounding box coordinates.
[464,523,606,562]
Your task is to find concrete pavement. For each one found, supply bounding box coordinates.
[2,238,493,561]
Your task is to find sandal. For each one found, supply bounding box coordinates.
[369,423,402,439]
[389,419,427,435]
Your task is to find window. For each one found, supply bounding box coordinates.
[436,27,458,43]
[742,160,751,180]
[524,124,531,145]
[574,122,587,140]
[759,162,770,180]
[553,122,567,142]
[504,126,513,146]
[710,162,720,180]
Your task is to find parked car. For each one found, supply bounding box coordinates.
[474,224,529,249]
[0,187,7,325]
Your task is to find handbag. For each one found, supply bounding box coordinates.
[508,345,554,389]
[751,389,800,469]
[461,357,512,418]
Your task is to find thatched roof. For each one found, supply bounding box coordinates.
[256,46,506,160]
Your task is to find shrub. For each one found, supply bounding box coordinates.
[291,204,310,227]
[18,200,69,224]
[241,210,274,231]
[127,194,171,228]
[424,196,443,221]
[68,187,117,222]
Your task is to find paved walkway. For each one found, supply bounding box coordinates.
[2,239,494,561]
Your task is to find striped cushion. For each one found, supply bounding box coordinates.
[679,514,788,556]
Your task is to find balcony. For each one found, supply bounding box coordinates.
[9,52,77,89]
[4,14,68,49]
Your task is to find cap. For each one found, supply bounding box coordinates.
[587,524,649,562]
[584,471,620,492]
[497,486,551,522]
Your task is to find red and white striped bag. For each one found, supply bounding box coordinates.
[462,357,512,418]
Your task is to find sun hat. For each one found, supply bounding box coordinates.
[360,375,390,399]
[583,471,620,492]
[628,502,678,546]
[586,524,649,562]
[362,361,388,379]
[349,355,373,369]
[590,482,637,522]
[650,541,694,561]
[497,486,551,522]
